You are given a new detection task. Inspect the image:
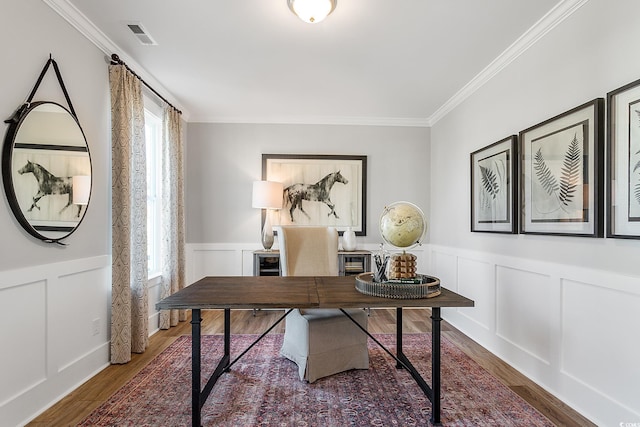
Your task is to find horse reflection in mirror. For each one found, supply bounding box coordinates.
[283,170,348,222]
[17,161,81,217]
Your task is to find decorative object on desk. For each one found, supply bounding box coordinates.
[342,226,356,250]
[252,180,283,250]
[262,154,367,236]
[519,98,604,237]
[379,201,426,250]
[606,77,640,239]
[356,272,440,299]
[388,252,417,279]
[372,244,389,282]
[378,201,427,281]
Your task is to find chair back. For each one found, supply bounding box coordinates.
[277,226,339,276]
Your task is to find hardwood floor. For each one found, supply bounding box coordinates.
[28,308,594,426]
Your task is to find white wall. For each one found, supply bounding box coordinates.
[430,0,640,425]
[0,3,111,426]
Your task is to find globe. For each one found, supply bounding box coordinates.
[379,201,427,249]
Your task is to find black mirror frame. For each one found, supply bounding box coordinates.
[2,101,92,244]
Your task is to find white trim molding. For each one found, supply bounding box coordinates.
[43,0,189,119]
[427,0,590,126]
[43,0,588,128]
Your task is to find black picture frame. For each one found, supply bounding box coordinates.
[262,154,367,235]
[519,98,604,237]
[470,135,518,233]
[607,78,640,239]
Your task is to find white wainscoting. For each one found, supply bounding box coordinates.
[186,243,264,283]
[0,255,111,427]
[429,244,640,427]
[185,243,429,282]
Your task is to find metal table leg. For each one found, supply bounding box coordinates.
[431,307,442,426]
[396,307,403,368]
[191,309,202,427]
[341,307,440,423]
[189,308,291,426]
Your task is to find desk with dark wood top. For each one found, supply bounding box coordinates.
[157,276,474,427]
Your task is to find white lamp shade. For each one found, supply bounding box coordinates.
[288,0,336,24]
[72,175,91,205]
[252,181,283,209]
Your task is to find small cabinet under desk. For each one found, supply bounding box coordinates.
[253,250,371,277]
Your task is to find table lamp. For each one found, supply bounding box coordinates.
[252,180,283,250]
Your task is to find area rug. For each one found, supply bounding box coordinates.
[80,334,553,426]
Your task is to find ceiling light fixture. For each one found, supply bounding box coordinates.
[288,0,337,24]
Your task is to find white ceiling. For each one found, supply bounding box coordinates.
[48,0,573,125]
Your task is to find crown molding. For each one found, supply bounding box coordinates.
[427,0,590,126]
[189,114,431,127]
[43,0,189,119]
[44,0,587,127]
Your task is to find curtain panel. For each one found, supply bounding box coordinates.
[159,107,187,328]
[109,64,149,364]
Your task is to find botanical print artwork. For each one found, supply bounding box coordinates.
[530,122,587,223]
[630,105,640,220]
[477,150,509,223]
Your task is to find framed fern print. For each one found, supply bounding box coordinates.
[607,78,640,239]
[520,98,604,237]
[470,136,517,233]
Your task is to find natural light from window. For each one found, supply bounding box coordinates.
[145,105,162,278]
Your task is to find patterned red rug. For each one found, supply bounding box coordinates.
[80,334,553,426]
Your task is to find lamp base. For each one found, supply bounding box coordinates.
[261,212,274,250]
[261,229,274,250]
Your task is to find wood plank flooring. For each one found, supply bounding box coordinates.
[27,308,594,426]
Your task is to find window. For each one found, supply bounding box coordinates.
[145,104,162,278]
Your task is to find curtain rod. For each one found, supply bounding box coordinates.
[110,53,182,115]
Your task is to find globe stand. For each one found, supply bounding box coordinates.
[388,251,418,280]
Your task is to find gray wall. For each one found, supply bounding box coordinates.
[428,3,640,424]
[0,3,111,425]
[0,2,110,269]
[430,0,640,277]
[185,123,431,245]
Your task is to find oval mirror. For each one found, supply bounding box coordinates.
[2,101,91,243]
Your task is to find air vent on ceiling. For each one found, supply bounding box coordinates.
[126,22,157,45]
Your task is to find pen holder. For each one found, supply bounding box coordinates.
[372,250,390,283]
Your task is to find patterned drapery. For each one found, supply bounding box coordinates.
[109,64,149,364]
[159,106,187,328]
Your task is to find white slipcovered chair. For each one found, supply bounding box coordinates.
[277,226,369,383]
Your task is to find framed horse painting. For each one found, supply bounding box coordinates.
[262,154,367,235]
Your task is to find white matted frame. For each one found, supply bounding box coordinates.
[262,154,367,235]
[519,98,604,237]
[607,78,640,239]
[470,135,517,233]
[11,144,91,233]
